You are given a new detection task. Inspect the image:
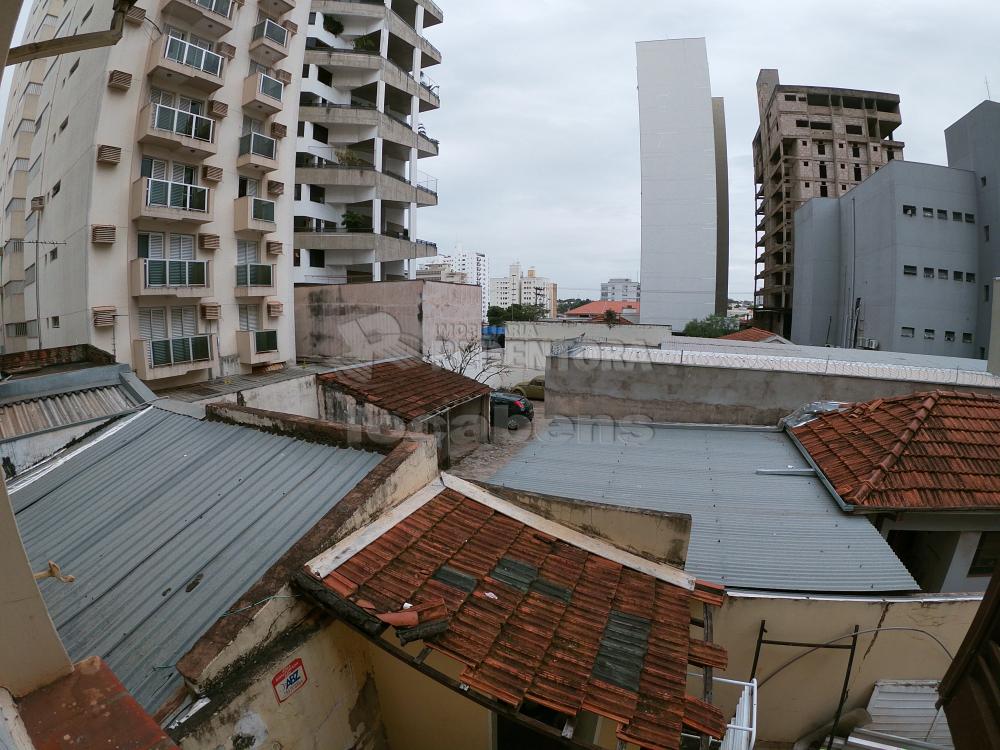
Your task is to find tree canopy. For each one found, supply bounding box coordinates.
[487,304,546,326]
[681,314,739,338]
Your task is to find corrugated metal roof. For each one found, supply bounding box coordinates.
[0,386,135,440]
[489,422,918,593]
[0,364,155,442]
[860,681,953,749]
[11,407,383,712]
[571,342,1000,390]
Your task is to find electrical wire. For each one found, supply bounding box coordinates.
[757,625,954,690]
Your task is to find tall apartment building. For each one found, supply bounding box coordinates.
[0,0,307,386]
[753,69,904,337]
[292,1,442,286]
[636,38,728,329]
[793,101,1000,359]
[489,263,557,318]
[600,277,639,302]
[435,248,488,320]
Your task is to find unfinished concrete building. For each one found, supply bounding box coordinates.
[752,69,904,337]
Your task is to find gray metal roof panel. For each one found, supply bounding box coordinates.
[489,421,918,593]
[0,386,136,440]
[12,408,383,712]
[862,681,953,749]
[155,366,324,402]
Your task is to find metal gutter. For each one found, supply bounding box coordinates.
[785,425,857,513]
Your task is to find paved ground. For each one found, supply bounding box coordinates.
[451,400,548,481]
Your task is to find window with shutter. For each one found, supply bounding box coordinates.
[150,88,174,107]
[238,176,259,197]
[237,240,259,264]
[170,234,195,259]
[243,115,264,136]
[172,162,196,185]
[138,307,168,340]
[238,304,260,331]
[139,232,165,259]
[171,306,197,336]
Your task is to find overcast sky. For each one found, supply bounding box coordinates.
[420,0,1000,300]
[5,1,999,301]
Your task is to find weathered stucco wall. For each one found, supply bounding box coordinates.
[179,621,387,750]
[483,484,691,569]
[322,390,408,432]
[546,354,1000,425]
[294,281,481,361]
[194,376,321,419]
[711,592,981,744]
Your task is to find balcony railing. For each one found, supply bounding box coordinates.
[236,263,273,287]
[191,0,232,18]
[165,36,223,77]
[252,18,288,47]
[147,334,212,367]
[145,179,210,212]
[253,329,278,353]
[239,132,276,159]
[143,259,208,287]
[151,103,214,142]
[251,197,275,222]
[258,73,283,100]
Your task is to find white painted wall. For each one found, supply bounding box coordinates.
[637,38,720,329]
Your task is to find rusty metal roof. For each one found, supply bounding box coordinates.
[301,477,728,750]
[791,390,1000,511]
[318,358,490,422]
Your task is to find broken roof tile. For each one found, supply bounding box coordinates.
[301,481,726,750]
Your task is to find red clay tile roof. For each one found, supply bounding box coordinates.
[566,301,640,316]
[791,390,1000,511]
[304,483,727,750]
[318,358,490,422]
[719,327,784,342]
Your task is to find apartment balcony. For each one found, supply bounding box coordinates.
[236,329,281,365]
[147,35,224,93]
[132,335,214,381]
[297,105,439,157]
[295,165,437,206]
[2,290,25,325]
[234,195,276,235]
[387,11,441,68]
[131,177,213,224]
[137,103,216,158]
[129,258,212,298]
[242,72,284,115]
[303,48,380,78]
[237,132,278,173]
[259,0,293,18]
[159,0,233,38]
[292,228,436,264]
[378,60,440,112]
[249,19,289,64]
[234,262,276,297]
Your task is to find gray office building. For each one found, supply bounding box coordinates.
[793,101,1000,358]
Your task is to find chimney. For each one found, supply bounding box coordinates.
[989,278,1000,374]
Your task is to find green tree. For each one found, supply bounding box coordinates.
[682,314,739,338]
[487,304,546,325]
[557,298,592,314]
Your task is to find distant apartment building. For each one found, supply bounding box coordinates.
[292,2,442,286]
[415,262,465,284]
[753,69,904,337]
[0,0,308,386]
[600,277,639,302]
[434,248,489,321]
[636,38,728,328]
[793,101,1000,359]
[489,263,557,318]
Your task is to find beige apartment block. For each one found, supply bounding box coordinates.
[292,0,442,286]
[752,69,904,337]
[0,0,308,386]
[489,263,558,318]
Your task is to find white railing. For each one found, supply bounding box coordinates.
[719,678,758,750]
[145,179,210,213]
[258,72,284,101]
[151,103,214,142]
[165,36,224,77]
[252,18,288,47]
[191,0,232,19]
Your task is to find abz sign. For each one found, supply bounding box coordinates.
[272,658,307,703]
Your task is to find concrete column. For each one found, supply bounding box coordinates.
[372,262,382,281]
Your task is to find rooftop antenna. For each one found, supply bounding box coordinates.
[988,76,993,101]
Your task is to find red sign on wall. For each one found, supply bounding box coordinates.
[272,658,307,703]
